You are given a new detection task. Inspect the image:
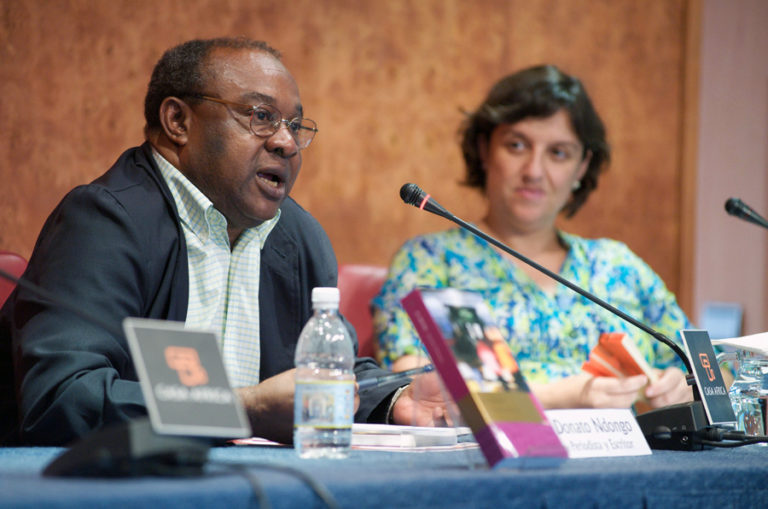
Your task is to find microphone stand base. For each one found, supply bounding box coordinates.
[43,417,211,477]
[636,400,711,451]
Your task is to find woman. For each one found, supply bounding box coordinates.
[372,65,693,410]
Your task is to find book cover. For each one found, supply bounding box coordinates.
[401,288,567,467]
[582,332,659,383]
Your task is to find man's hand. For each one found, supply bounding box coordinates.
[237,369,362,444]
[236,369,297,444]
[390,372,453,426]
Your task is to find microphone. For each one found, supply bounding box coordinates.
[357,364,435,390]
[399,183,709,450]
[400,183,453,220]
[724,197,768,230]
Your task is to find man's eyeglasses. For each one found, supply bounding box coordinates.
[192,95,318,150]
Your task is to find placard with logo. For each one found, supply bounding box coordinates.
[679,329,737,427]
[123,317,251,438]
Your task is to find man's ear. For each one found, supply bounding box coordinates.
[158,97,192,146]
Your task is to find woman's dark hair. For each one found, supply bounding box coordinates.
[460,65,610,217]
[143,37,280,133]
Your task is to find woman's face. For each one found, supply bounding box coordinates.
[479,109,589,234]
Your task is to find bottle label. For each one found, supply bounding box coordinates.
[294,380,355,429]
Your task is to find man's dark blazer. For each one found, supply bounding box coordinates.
[0,142,398,445]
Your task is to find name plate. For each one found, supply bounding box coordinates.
[679,329,737,427]
[123,317,251,439]
[544,409,651,458]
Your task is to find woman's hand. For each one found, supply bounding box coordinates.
[531,372,648,409]
[578,373,649,408]
[643,367,692,408]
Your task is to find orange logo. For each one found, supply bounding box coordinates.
[699,353,716,382]
[164,346,209,386]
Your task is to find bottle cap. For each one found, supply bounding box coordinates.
[311,287,340,308]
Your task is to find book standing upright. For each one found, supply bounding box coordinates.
[401,288,567,467]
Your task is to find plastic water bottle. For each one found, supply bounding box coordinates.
[294,287,355,458]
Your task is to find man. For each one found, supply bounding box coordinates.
[0,37,444,446]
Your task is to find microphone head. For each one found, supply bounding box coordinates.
[398,183,453,220]
[725,197,743,216]
[400,183,425,206]
[724,197,768,230]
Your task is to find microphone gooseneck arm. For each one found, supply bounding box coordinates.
[399,183,693,375]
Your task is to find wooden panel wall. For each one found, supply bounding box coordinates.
[0,0,693,312]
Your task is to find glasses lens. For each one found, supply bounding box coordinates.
[249,105,317,149]
[295,118,317,149]
[249,104,281,136]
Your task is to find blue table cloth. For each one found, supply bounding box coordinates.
[1,444,767,508]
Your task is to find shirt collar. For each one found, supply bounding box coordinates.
[152,148,280,248]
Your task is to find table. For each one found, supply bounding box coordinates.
[1,444,767,508]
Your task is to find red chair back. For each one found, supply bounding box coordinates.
[0,251,28,307]
[338,264,388,359]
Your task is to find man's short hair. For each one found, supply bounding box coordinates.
[144,37,280,133]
